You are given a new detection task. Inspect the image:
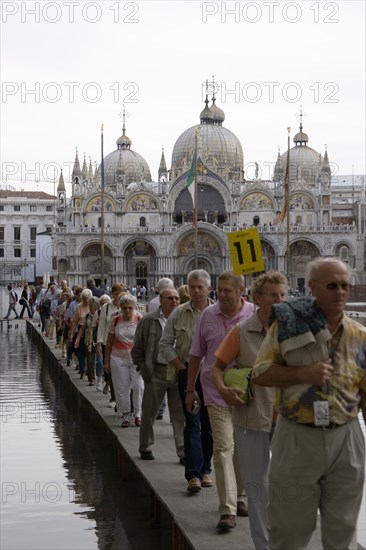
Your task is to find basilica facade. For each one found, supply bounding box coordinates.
[53,95,366,292]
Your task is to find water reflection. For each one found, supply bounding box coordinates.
[1,323,170,550]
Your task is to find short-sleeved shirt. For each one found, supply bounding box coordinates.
[110,312,142,363]
[190,299,255,407]
[215,312,274,431]
[253,314,366,425]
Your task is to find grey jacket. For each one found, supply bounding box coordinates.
[131,309,162,382]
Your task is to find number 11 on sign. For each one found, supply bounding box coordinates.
[227,228,265,275]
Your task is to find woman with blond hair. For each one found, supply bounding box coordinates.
[177,284,190,304]
[104,294,143,427]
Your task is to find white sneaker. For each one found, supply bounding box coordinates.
[96,377,103,391]
[108,401,116,408]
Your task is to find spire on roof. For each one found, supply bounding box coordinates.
[57,169,65,191]
[72,147,81,178]
[294,107,309,145]
[117,104,132,149]
[88,157,93,181]
[81,154,88,179]
[159,147,167,173]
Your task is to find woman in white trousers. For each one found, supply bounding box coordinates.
[104,294,144,427]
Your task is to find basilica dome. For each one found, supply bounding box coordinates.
[170,96,244,183]
[274,123,323,188]
[103,128,151,187]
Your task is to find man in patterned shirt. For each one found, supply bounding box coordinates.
[253,258,366,550]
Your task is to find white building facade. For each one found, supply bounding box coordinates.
[0,188,56,284]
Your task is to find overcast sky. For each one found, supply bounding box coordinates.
[1,0,365,195]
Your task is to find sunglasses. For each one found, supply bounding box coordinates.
[316,282,352,291]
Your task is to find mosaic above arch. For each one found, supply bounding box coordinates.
[240,192,273,210]
[125,240,156,256]
[290,193,315,210]
[177,232,221,255]
[126,194,158,212]
[86,195,115,213]
[82,243,113,256]
[290,240,320,256]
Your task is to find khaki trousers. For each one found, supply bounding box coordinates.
[207,405,245,516]
[269,415,365,550]
[139,365,184,459]
[48,317,55,339]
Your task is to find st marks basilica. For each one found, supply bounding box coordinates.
[53,93,366,292]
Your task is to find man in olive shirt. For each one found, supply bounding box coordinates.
[159,269,214,493]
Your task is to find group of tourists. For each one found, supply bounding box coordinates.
[7,261,366,549]
[4,283,37,320]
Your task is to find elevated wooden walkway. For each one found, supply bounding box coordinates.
[26,321,358,550]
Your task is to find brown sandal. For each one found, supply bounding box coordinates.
[135,417,141,427]
[121,419,130,428]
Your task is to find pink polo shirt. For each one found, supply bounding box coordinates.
[190,299,255,406]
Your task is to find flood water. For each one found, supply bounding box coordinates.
[0,322,171,550]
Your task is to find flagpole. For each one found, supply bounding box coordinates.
[194,129,198,269]
[100,124,105,287]
[285,127,291,278]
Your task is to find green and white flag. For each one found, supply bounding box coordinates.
[186,153,196,208]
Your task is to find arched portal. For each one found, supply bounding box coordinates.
[174,185,226,224]
[124,240,157,290]
[57,258,68,280]
[81,243,113,286]
[287,240,320,293]
[135,260,148,289]
[260,241,277,271]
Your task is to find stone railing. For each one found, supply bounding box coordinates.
[54,223,357,235]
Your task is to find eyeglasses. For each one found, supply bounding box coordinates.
[316,281,352,291]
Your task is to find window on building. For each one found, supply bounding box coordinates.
[46,226,52,233]
[30,248,36,258]
[30,227,37,241]
[14,248,21,258]
[46,205,53,212]
[0,248,4,257]
[0,227,4,241]
[14,205,20,212]
[339,246,349,262]
[14,227,21,241]
[140,217,146,227]
[30,205,37,212]
[0,205,4,211]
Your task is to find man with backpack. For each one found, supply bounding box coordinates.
[4,284,19,319]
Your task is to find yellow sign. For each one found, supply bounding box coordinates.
[227,228,265,275]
